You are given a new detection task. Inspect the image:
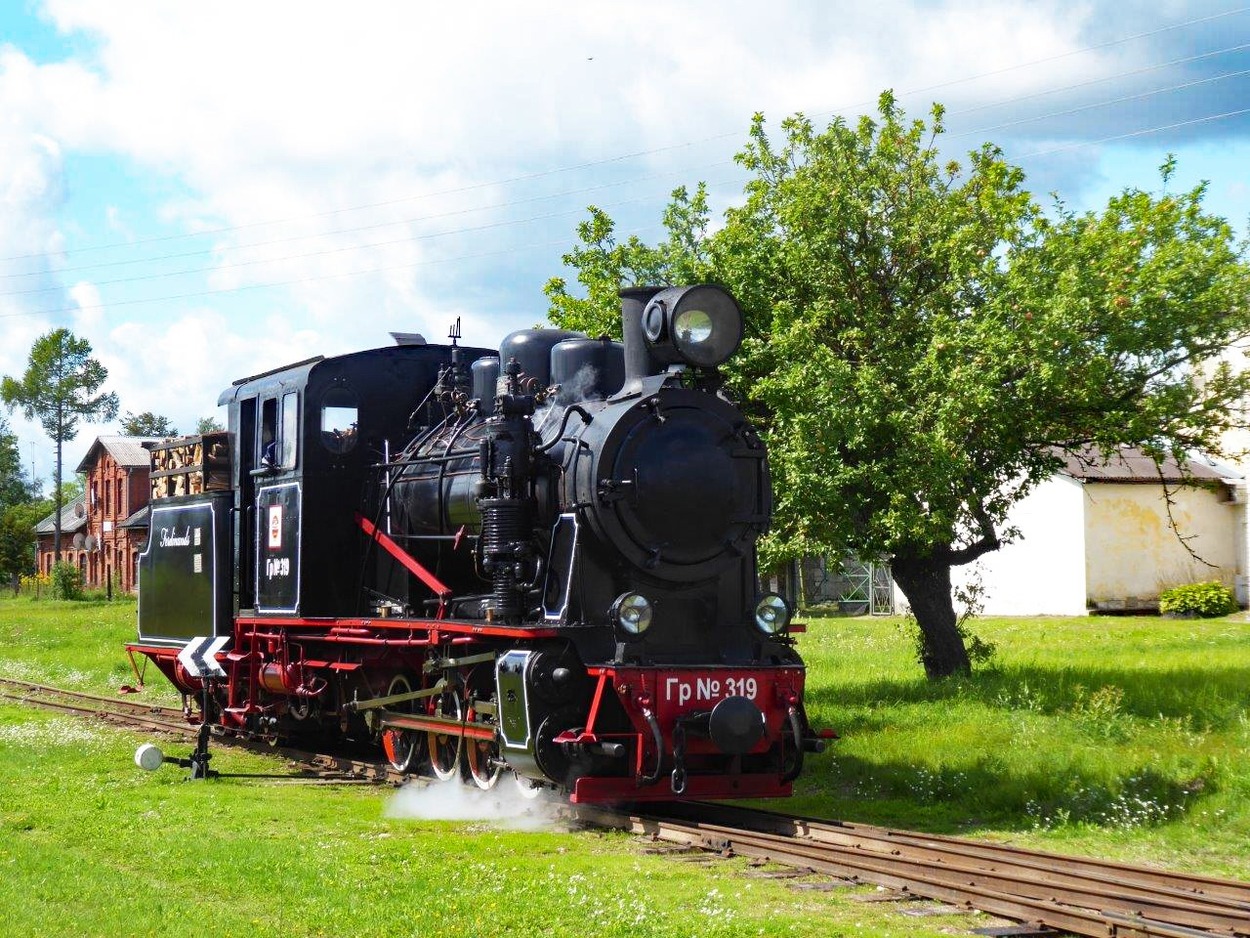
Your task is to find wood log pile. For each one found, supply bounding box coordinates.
[150,431,230,500]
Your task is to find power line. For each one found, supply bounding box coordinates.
[6,45,1249,291]
[958,67,1250,139]
[0,161,724,281]
[5,101,1247,324]
[0,4,1243,265]
[0,226,669,321]
[1017,106,1250,158]
[0,179,733,298]
[951,42,1250,119]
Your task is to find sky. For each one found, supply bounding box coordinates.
[2,0,1249,488]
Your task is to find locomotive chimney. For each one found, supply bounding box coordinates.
[619,287,664,386]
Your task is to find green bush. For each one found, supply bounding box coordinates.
[50,561,82,601]
[1158,581,1238,618]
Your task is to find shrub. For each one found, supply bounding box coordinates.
[50,561,83,601]
[1158,581,1238,618]
[18,572,51,597]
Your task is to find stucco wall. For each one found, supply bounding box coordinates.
[943,475,1089,617]
[1082,482,1240,607]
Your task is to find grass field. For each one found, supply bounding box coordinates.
[1,596,1247,936]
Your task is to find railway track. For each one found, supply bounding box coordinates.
[576,802,1250,938]
[0,677,192,735]
[6,677,1248,936]
[0,676,386,782]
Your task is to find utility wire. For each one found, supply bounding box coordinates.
[958,66,1250,138]
[0,227,669,321]
[5,58,1247,298]
[0,178,735,297]
[0,4,1243,264]
[1017,106,1250,157]
[0,162,721,280]
[4,101,1248,323]
[4,53,1249,292]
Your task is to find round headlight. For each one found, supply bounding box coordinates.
[673,307,714,346]
[642,285,744,369]
[611,592,654,635]
[754,594,791,635]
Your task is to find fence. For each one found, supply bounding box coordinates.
[788,555,895,615]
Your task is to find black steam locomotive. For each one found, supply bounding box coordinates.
[127,285,821,801]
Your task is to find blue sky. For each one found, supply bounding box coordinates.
[2,1,1249,487]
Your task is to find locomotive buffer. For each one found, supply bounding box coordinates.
[136,636,229,780]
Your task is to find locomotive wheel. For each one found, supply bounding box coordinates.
[427,686,464,782]
[513,772,543,799]
[465,722,502,790]
[383,674,425,774]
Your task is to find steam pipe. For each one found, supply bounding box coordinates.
[619,287,664,385]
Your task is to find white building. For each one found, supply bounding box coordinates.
[939,447,1245,616]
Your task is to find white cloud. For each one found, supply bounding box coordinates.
[3,0,1245,478]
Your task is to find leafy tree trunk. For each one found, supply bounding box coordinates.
[891,553,971,679]
[53,401,63,560]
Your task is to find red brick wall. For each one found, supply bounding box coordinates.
[38,444,151,593]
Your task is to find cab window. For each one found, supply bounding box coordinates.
[320,387,359,454]
[259,392,299,470]
[280,391,299,468]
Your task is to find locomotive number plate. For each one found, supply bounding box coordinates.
[664,675,758,706]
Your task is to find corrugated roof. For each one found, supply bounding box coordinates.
[34,493,88,535]
[119,505,150,529]
[76,435,161,472]
[1060,445,1240,484]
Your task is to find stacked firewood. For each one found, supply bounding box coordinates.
[150,432,230,500]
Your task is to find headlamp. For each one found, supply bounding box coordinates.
[754,594,791,635]
[611,592,654,635]
[641,285,743,369]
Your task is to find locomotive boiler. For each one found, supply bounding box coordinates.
[127,285,822,801]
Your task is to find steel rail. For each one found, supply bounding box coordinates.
[661,802,1250,911]
[0,677,486,784]
[574,805,1250,938]
[0,675,414,784]
[9,677,1247,936]
[0,677,186,720]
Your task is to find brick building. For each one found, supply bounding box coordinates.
[35,436,158,592]
[34,493,89,581]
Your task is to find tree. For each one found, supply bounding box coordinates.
[195,415,225,434]
[0,416,44,588]
[0,501,46,588]
[119,410,177,436]
[0,415,32,509]
[546,93,1250,678]
[2,329,119,561]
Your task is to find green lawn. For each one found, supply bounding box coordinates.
[0,596,1247,936]
[790,613,1250,878]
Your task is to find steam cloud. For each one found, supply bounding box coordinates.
[384,778,563,831]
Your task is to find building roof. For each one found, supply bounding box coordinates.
[76,435,162,472]
[1059,446,1240,485]
[34,493,88,535]
[119,505,150,529]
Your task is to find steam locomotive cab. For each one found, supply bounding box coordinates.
[129,285,820,802]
